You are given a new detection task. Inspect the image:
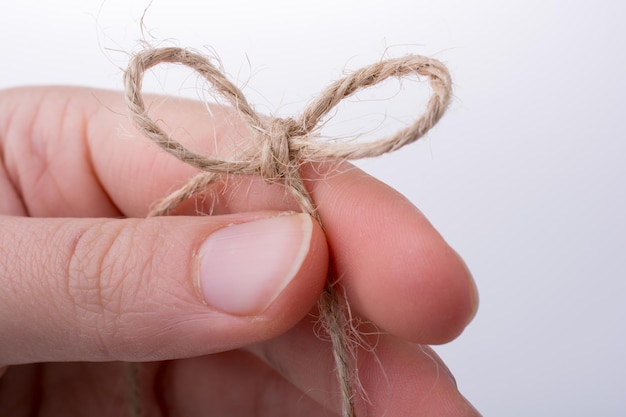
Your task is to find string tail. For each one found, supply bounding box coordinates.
[320,283,357,417]
[126,362,142,417]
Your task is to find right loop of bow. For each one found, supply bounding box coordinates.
[299,55,451,161]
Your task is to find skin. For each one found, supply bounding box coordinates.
[0,86,480,416]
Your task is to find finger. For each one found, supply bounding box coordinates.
[0,86,240,217]
[160,352,337,417]
[1,86,477,343]
[251,320,481,417]
[0,212,328,364]
[305,163,479,344]
[0,362,136,417]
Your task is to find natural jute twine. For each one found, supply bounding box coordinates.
[124,46,451,417]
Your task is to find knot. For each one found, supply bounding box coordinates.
[258,117,303,181]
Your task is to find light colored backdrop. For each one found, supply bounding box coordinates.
[2,1,625,415]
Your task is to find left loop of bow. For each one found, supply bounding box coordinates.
[124,47,314,185]
[124,47,319,217]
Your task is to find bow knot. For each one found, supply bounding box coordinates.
[124,47,451,211]
[124,46,452,417]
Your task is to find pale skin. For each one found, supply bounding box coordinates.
[0,87,480,416]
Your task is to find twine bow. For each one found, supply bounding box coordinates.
[124,46,451,417]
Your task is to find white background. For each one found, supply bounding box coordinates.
[2,1,625,415]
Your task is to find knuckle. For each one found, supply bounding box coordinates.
[65,219,153,355]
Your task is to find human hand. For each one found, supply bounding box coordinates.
[0,87,479,416]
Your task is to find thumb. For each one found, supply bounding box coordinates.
[0,212,327,365]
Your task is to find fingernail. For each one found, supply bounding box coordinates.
[198,213,313,316]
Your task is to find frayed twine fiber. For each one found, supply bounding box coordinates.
[124,47,451,417]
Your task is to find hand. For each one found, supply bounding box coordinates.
[0,87,479,416]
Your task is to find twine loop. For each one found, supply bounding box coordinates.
[124,46,452,417]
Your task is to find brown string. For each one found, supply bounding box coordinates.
[123,47,451,417]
